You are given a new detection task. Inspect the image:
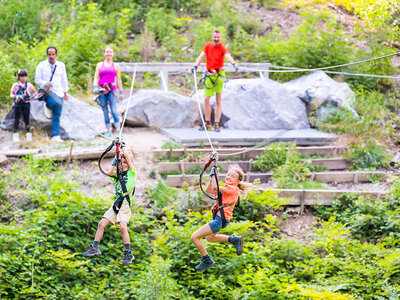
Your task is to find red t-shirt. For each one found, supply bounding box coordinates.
[202,42,229,71]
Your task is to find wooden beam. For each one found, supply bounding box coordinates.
[2,149,41,157]
[158,158,352,173]
[153,146,347,160]
[119,62,271,73]
[267,189,385,206]
[35,148,115,161]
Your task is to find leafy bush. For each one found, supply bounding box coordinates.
[346,141,391,170]
[314,189,400,242]
[253,142,292,172]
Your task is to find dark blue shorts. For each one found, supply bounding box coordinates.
[208,214,229,233]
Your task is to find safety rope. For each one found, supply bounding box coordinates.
[119,64,137,139]
[193,70,217,154]
[238,51,400,75]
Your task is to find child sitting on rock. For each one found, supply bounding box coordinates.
[84,147,136,265]
[191,164,251,271]
[10,69,37,142]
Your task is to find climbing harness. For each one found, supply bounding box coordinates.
[201,68,227,89]
[14,82,36,103]
[94,83,114,107]
[199,152,227,227]
[98,137,135,214]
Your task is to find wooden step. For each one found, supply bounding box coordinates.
[165,171,385,187]
[268,189,385,208]
[158,158,352,173]
[154,145,346,160]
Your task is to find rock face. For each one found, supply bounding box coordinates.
[217,78,310,130]
[1,95,106,140]
[121,89,200,128]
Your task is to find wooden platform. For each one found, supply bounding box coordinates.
[159,128,337,147]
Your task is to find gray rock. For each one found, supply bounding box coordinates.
[213,78,309,130]
[121,89,199,128]
[1,95,106,140]
[283,71,356,113]
[0,154,8,166]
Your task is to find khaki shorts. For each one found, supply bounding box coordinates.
[103,201,131,225]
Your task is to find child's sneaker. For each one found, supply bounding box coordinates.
[103,131,112,138]
[122,250,134,264]
[195,256,215,272]
[13,133,20,143]
[26,132,32,142]
[83,244,102,257]
[214,123,220,132]
[233,236,244,256]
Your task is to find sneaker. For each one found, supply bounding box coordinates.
[122,250,134,265]
[51,135,63,142]
[26,132,32,142]
[198,123,213,131]
[233,236,244,256]
[214,123,220,132]
[103,131,112,138]
[195,257,215,272]
[12,133,20,143]
[83,244,102,257]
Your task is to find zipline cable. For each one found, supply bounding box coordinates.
[237,51,400,74]
[193,69,217,154]
[119,63,137,139]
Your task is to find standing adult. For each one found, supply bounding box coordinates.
[93,46,124,137]
[192,29,238,132]
[35,46,69,142]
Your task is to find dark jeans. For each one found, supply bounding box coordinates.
[13,102,30,133]
[46,91,63,137]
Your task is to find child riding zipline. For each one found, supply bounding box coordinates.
[84,141,136,265]
[191,162,251,271]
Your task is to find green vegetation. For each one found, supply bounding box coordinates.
[254,142,329,189]
[346,141,391,170]
[2,156,400,298]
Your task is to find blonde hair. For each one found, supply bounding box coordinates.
[228,164,252,193]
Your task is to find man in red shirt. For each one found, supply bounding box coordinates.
[192,29,238,132]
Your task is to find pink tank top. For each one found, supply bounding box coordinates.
[98,62,116,90]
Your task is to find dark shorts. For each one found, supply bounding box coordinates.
[208,214,229,233]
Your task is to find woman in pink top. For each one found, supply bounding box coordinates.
[10,69,37,142]
[93,46,124,137]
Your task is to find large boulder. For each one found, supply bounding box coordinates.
[1,95,106,140]
[121,89,199,128]
[202,78,310,130]
[283,71,356,114]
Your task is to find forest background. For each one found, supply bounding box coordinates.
[1,0,400,299]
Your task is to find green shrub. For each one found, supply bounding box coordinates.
[346,141,391,170]
[314,189,400,243]
[253,142,293,172]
